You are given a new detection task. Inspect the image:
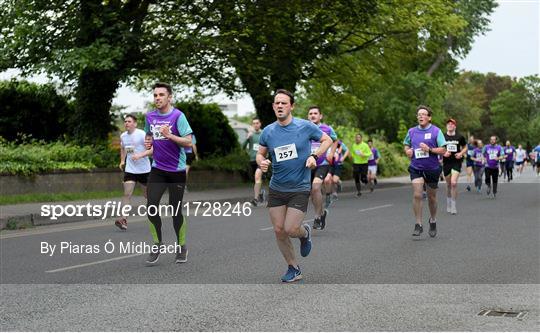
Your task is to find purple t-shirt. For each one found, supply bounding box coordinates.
[310,123,337,166]
[483,144,502,169]
[503,146,515,161]
[473,147,484,166]
[403,124,446,171]
[368,148,379,166]
[144,108,193,172]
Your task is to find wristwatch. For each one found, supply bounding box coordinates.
[310,153,318,160]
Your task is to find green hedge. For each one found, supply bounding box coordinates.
[191,149,250,175]
[0,138,117,176]
[175,101,239,158]
[0,80,74,142]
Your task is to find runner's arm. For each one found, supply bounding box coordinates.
[193,143,199,160]
[313,133,332,158]
[119,146,126,169]
[341,149,350,162]
[256,145,270,172]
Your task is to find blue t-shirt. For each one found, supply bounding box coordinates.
[534,145,540,162]
[259,118,323,192]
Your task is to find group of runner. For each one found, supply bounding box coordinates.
[114,84,539,282]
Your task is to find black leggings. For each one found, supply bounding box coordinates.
[146,168,186,244]
[353,164,368,192]
[485,167,498,194]
[505,160,514,180]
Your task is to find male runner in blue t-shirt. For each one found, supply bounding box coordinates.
[257,89,332,283]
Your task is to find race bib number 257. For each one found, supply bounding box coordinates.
[274,143,298,162]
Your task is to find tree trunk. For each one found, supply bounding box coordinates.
[426,35,453,77]
[252,94,275,128]
[71,69,120,144]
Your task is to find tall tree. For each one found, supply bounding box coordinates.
[0,0,196,143]
[491,76,540,146]
[297,0,497,141]
[155,0,379,126]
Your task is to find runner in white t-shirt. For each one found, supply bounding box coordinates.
[115,114,152,230]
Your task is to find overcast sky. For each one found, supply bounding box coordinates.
[1,0,538,115]
[458,0,539,77]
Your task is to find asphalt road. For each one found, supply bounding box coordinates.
[1,169,539,331]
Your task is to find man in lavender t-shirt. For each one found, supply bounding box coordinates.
[403,105,447,238]
[143,82,193,265]
[482,135,504,198]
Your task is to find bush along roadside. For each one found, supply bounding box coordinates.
[0,137,118,177]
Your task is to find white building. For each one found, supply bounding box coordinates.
[218,103,238,118]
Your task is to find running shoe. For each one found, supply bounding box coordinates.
[331,193,338,202]
[412,224,423,237]
[486,185,491,196]
[114,218,127,231]
[281,265,302,283]
[428,219,437,237]
[299,224,312,257]
[175,245,188,263]
[337,181,342,193]
[320,209,328,230]
[374,179,378,185]
[446,198,452,214]
[250,198,259,207]
[356,191,362,197]
[313,217,322,230]
[370,183,374,193]
[466,185,471,192]
[146,242,161,265]
[451,200,457,215]
[422,191,427,200]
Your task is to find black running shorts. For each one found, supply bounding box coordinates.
[123,172,149,184]
[267,188,310,213]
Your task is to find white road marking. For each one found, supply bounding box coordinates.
[0,217,148,239]
[358,204,393,212]
[46,253,144,273]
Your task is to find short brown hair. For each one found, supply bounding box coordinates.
[308,105,321,113]
[416,105,432,116]
[273,89,294,104]
[152,82,172,95]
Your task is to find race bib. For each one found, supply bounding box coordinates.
[150,124,169,140]
[310,142,320,154]
[447,144,457,153]
[368,154,374,160]
[355,150,361,156]
[424,133,432,140]
[488,152,498,160]
[125,145,134,154]
[414,148,429,159]
[476,153,483,160]
[274,143,298,162]
[252,143,259,151]
[506,149,512,154]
